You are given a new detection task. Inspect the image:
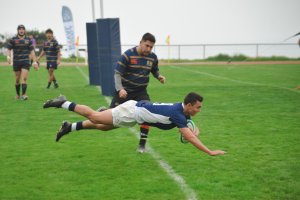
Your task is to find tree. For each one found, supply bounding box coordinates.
[0,29,47,49]
[0,34,5,48]
[26,29,47,47]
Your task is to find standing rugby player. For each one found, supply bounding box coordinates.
[7,25,39,100]
[55,33,166,153]
[38,29,61,89]
[111,32,166,153]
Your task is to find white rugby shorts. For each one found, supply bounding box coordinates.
[111,100,138,127]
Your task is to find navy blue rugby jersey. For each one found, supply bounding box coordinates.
[115,47,160,93]
[135,101,191,130]
[7,35,34,66]
[43,39,60,64]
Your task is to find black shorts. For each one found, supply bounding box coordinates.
[13,64,30,72]
[47,62,58,70]
[110,89,150,108]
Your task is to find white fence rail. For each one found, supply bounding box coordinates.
[1,43,299,60]
[123,43,299,60]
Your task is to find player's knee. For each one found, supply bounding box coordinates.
[140,124,150,131]
[140,124,150,134]
[140,124,150,129]
[89,112,101,124]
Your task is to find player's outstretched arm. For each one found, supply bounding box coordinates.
[179,128,225,156]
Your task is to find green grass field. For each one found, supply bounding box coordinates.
[0,63,299,200]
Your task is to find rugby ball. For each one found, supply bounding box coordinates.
[180,119,196,144]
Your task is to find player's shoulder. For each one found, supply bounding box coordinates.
[147,51,158,60]
[24,36,32,44]
[170,103,189,122]
[52,38,59,44]
[121,47,136,61]
[124,47,137,56]
[10,35,18,40]
[154,102,186,119]
[173,102,183,108]
[171,102,186,115]
[149,51,158,57]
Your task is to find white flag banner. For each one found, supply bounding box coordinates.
[62,6,76,56]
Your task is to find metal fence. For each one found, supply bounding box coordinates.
[137,43,298,60]
[1,43,299,60]
[114,43,299,60]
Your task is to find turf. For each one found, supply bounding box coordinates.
[0,63,299,200]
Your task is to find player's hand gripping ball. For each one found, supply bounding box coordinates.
[180,119,197,144]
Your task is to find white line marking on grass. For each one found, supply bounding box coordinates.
[170,65,300,94]
[128,127,198,200]
[76,66,198,200]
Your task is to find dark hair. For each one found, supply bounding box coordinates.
[141,33,156,43]
[17,24,25,30]
[45,29,53,34]
[184,92,203,105]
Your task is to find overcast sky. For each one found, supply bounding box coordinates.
[0,0,299,45]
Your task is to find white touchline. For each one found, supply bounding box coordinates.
[170,65,300,94]
[76,66,198,200]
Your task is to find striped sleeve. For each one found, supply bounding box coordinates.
[115,53,129,75]
[55,41,60,52]
[151,57,160,78]
[42,42,46,51]
[6,39,14,50]
[28,39,34,51]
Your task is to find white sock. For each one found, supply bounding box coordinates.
[71,123,77,131]
[61,101,72,109]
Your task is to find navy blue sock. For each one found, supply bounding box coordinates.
[76,121,83,130]
[139,126,149,146]
[15,84,20,96]
[69,102,76,111]
[21,84,27,95]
